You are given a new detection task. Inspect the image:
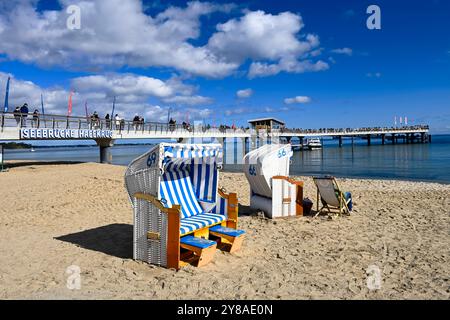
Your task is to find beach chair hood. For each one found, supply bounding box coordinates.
[243,144,293,198]
[125,143,223,205]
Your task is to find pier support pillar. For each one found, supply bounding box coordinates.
[233,138,238,164]
[367,135,371,146]
[243,137,249,157]
[250,135,257,152]
[217,137,225,160]
[392,134,396,144]
[96,139,115,164]
[421,133,425,143]
[338,136,342,147]
[381,134,385,145]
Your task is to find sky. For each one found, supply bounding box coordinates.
[0,0,449,133]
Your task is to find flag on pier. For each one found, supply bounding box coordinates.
[111,96,116,118]
[40,93,45,116]
[68,91,73,116]
[85,101,89,118]
[3,76,10,112]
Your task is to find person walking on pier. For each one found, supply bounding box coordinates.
[169,118,176,132]
[91,111,100,129]
[20,103,29,127]
[133,114,140,131]
[13,106,21,126]
[32,109,40,128]
[114,114,121,130]
[105,113,111,129]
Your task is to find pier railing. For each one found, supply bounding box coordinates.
[0,112,248,136]
[0,111,429,137]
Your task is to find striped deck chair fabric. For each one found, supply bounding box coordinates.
[160,162,203,219]
[159,161,225,235]
[211,196,228,215]
[190,162,218,203]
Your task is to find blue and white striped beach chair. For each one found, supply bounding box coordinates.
[125,143,244,269]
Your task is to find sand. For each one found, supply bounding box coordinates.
[0,162,449,299]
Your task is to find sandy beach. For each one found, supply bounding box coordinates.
[0,162,449,299]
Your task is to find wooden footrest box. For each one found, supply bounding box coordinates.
[209,225,246,253]
[180,236,217,267]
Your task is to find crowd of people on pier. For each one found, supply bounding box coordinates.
[281,125,430,134]
[6,103,429,134]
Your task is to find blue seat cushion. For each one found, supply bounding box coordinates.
[180,213,226,236]
[209,225,246,237]
[180,235,216,249]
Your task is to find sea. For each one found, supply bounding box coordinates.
[3,135,450,184]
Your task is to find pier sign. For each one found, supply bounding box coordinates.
[20,128,113,140]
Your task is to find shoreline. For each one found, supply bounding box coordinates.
[4,160,450,186]
[0,162,449,299]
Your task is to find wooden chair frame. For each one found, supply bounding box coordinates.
[134,190,239,270]
[313,177,350,218]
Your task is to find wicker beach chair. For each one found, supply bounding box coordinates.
[313,176,352,217]
[125,143,245,269]
[243,144,304,218]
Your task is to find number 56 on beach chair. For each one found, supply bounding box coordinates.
[125,143,245,269]
[313,176,353,217]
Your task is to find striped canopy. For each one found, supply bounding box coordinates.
[163,144,222,164]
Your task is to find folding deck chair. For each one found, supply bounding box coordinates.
[243,144,304,218]
[125,143,245,269]
[313,176,353,217]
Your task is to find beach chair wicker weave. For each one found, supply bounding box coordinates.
[125,143,241,269]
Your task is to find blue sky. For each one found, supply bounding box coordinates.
[0,0,449,133]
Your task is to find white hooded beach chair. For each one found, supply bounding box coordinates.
[243,144,303,218]
[125,143,244,269]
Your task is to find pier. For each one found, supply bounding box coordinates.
[0,113,430,164]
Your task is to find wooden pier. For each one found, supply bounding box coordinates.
[0,113,431,164]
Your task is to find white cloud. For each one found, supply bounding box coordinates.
[0,2,328,79]
[224,105,290,116]
[366,72,381,78]
[236,88,253,99]
[71,74,174,98]
[162,95,213,106]
[0,0,237,78]
[284,96,312,104]
[331,48,353,56]
[0,72,213,121]
[249,59,328,78]
[208,10,328,78]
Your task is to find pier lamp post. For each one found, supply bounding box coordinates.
[167,107,173,124]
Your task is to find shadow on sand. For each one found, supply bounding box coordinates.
[55,223,133,259]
